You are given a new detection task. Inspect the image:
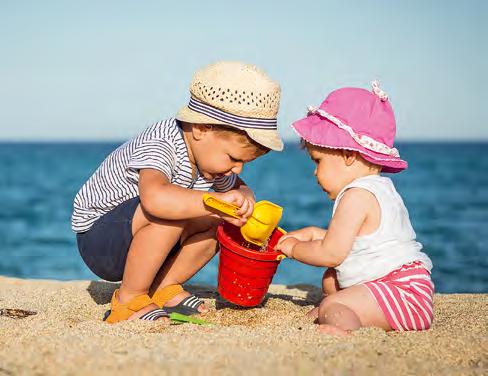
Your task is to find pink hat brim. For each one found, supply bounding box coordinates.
[292,114,408,173]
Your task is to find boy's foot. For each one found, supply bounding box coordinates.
[105,289,170,324]
[127,303,169,321]
[164,291,208,314]
[151,284,208,315]
[318,324,351,337]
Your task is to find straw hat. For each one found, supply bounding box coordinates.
[176,61,283,151]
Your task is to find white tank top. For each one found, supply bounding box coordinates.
[333,175,432,288]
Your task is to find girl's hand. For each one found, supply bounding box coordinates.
[275,237,299,258]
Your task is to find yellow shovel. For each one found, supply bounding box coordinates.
[203,193,284,247]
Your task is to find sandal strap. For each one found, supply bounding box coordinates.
[181,295,204,309]
[164,295,204,316]
[151,284,184,307]
[105,289,155,324]
[139,308,169,321]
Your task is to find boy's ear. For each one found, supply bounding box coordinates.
[191,123,213,140]
[342,150,358,167]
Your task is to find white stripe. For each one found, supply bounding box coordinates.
[369,283,404,331]
[184,296,199,308]
[405,297,425,330]
[71,118,237,232]
[140,309,168,321]
[411,282,434,303]
[379,282,408,330]
[397,289,417,330]
[402,290,430,329]
[394,275,431,283]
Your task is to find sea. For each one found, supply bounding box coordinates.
[0,142,487,293]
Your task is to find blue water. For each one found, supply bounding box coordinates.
[1,142,487,293]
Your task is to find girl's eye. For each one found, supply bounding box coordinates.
[229,155,238,162]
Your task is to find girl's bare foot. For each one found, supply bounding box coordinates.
[307,306,319,319]
[318,324,351,337]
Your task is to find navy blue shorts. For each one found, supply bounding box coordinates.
[76,197,140,282]
[76,197,180,282]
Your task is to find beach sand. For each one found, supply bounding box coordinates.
[0,276,486,375]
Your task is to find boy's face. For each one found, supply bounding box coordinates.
[190,126,259,180]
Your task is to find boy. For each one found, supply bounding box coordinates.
[72,61,283,323]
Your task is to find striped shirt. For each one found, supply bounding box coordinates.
[71,118,237,233]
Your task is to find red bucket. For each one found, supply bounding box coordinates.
[216,222,285,307]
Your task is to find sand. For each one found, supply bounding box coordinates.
[0,276,486,375]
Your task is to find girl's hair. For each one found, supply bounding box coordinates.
[300,138,382,171]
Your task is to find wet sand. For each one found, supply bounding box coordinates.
[0,276,486,375]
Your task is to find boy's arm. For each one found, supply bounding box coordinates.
[138,169,248,223]
[278,189,371,267]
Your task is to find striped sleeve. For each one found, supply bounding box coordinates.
[127,139,176,182]
[212,173,237,192]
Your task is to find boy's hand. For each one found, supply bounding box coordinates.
[275,237,299,258]
[215,190,254,227]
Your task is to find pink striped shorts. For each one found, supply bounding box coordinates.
[365,261,435,331]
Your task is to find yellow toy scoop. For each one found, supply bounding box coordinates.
[203,193,283,247]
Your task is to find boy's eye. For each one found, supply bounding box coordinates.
[229,155,239,163]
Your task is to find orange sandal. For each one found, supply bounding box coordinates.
[104,289,169,324]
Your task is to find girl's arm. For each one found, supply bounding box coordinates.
[278,226,327,243]
[277,188,374,267]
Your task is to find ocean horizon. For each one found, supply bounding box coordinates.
[1,141,487,293]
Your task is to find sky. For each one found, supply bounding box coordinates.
[0,0,487,141]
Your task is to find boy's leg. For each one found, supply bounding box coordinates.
[307,268,340,318]
[149,216,221,313]
[117,204,186,319]
[317,284,391,336]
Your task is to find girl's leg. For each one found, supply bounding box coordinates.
[308,268,340,318]
[149,216,221,313]
[317,284,391,336]
[117,205,186,320]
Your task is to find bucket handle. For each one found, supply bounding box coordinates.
[275,227,287,260]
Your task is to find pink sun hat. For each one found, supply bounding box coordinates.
[291,81,407,173]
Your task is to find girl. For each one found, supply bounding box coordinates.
[277,82,433,336]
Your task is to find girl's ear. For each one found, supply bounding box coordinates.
[342,149,358,167]
[191,123,213,140]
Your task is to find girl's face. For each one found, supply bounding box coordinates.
[307,145,348,200]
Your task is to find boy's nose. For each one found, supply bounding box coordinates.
[231,163,243,175]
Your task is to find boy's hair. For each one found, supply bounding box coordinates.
[214,125,270,157]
